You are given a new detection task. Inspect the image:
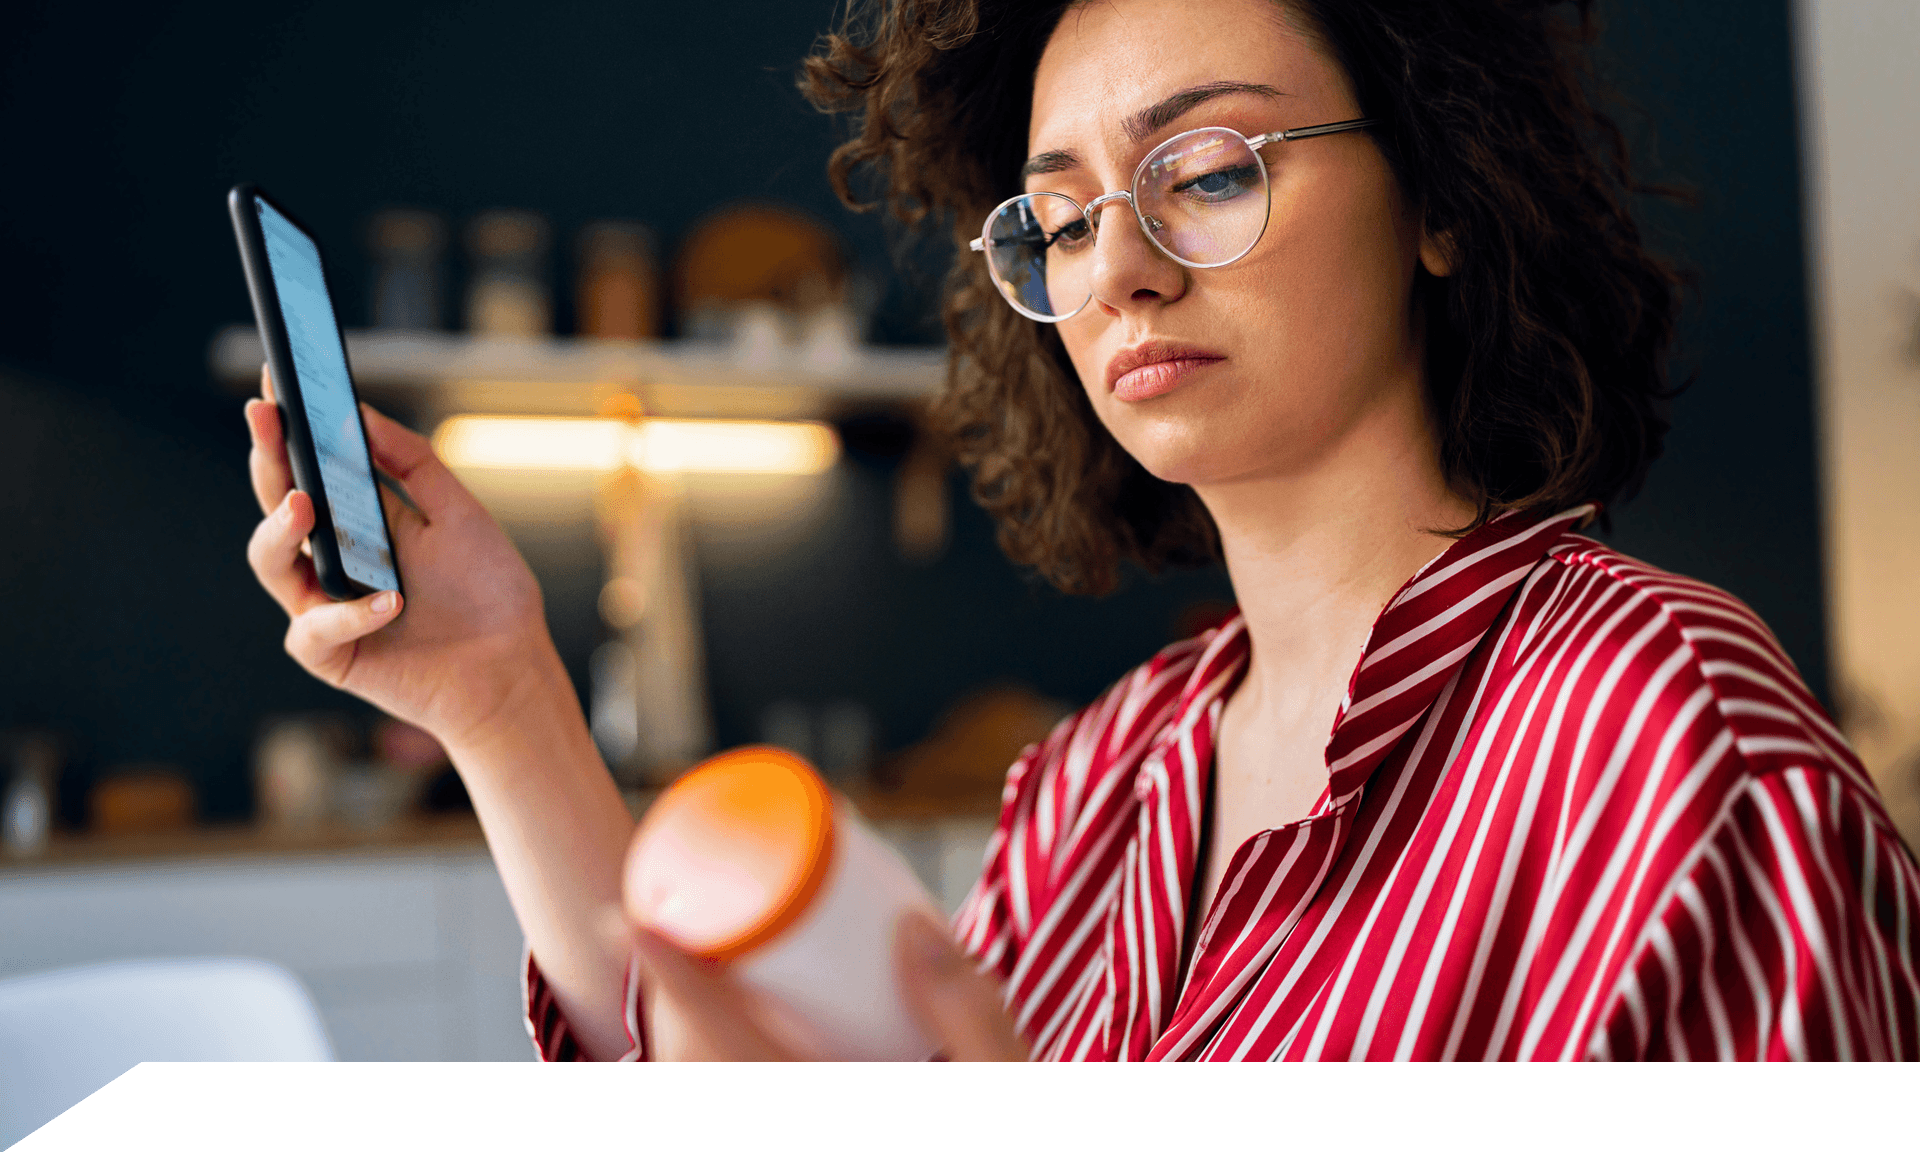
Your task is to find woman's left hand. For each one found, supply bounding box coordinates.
[629,910,1029,1061]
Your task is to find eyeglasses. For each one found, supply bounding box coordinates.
[969,118,1377,323]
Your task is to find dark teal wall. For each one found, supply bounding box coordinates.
[1589,3,1828,708]
[0,0,1825,819]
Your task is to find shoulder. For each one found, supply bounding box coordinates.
[955,628,1224,948]
[1525,541,1920,1060]
[1510,533,1869,795]
[999,628,1221,831]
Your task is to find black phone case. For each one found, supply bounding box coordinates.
[229,183,403,604]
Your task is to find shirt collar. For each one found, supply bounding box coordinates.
[1172,503,1596,804]
[1106,504,1595,1059]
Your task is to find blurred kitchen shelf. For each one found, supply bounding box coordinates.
[848,789,1002,822]
[0,813,489,873]
[210,326,946,420]
[0,800,996,869]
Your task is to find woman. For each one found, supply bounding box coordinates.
[243,0,1920,1060]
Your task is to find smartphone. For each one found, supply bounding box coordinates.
[229,183,404,603]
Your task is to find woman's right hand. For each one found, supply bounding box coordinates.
[244,366,552,751]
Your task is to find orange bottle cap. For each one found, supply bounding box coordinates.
[623,746,835,963]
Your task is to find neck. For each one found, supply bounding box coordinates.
[1193,384,1474,716]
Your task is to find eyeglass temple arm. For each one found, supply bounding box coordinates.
[1246,117,1378,149]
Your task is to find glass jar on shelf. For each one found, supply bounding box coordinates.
[465,210,551,338]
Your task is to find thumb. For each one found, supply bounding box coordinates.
[894,908,1028,1061]
[628,926,795,1061]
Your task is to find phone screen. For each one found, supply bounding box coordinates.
[256,198,400,593]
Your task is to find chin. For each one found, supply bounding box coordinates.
[1109,418,1255,488]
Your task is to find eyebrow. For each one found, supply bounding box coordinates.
[1019,81,1287,180]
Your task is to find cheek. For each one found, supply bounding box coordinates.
[1234,181,1417,372]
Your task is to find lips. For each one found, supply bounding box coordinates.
[1105,340,1226,403]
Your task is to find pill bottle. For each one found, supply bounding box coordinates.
[622,746,939,1060]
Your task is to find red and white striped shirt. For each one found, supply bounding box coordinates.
[528,504,1920,1060]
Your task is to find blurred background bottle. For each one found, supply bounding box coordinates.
[253,717,340,831]
[576,221,660,340]
[367,208,446,330]
[3,734,60,858]
[465,210,551,338]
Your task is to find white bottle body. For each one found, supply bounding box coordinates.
[732,804,940,1061]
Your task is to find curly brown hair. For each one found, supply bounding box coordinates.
[802,0,1679,596]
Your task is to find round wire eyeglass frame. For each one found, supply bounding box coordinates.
[969,116,1378,323]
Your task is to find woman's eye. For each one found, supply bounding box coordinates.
[1170,164,1259,203]
[1048,219,1094,251]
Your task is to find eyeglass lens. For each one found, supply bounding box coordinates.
[982,128,1270,321]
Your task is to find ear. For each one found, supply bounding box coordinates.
[1418,227,1455,277]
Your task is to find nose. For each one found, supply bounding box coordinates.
[1083,192,1186,317]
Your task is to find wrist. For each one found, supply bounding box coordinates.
[440,631,589,772]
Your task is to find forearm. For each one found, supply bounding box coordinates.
[443,638,636,1061]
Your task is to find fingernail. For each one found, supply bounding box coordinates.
[370,592,396,614]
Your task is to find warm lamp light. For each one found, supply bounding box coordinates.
[432,416,840,475]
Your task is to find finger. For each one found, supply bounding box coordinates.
[630,928,790,1061]
[283,589,403,678]
[260,362,276,403]
[246,398,292,516]
[894,909,1028,1061]
[377,474,427,528]
[247,490,328,617]
[360,404,464,516]
[360,404,438,476]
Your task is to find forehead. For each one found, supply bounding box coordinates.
[1029,0,1346,153]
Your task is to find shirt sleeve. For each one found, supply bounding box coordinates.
[1602,765,1920,1060]
[522,946,645,1062]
